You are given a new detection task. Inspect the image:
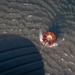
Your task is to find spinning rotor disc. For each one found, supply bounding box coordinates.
[42,32,56,46]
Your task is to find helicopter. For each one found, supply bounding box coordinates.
[39,29,65,51]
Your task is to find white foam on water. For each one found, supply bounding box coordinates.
[61,58,65,61]
[68,68,72,72]
[3,31,7,33]
[68,61,75,65]
[19,29,22,31]
[71,55,74,57]
[49,43,58,47]
[31,29,36,30]
[24,3,32,5]
[9,13,16,15]
[27,15,33,18]
[64,53,68,56]
[62,38,65,41]
[12,19,16,21]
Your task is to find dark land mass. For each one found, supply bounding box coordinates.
[0,0,75,75]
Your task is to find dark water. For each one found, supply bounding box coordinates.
[0,0,75,75]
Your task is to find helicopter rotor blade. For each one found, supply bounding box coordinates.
[39,29,43,43]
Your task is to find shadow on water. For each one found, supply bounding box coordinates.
[49,12,65,39]
[49,22,61,39]
[67,0,75,5]
[0,34,45,75]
